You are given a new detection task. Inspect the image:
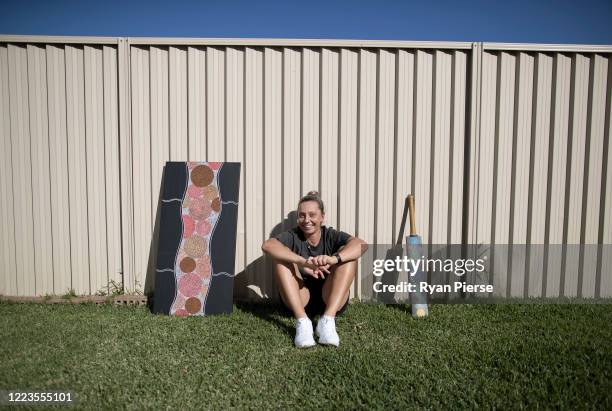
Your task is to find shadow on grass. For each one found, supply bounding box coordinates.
[235,301,294,339]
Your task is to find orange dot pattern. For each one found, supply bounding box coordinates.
[170,161,223,317]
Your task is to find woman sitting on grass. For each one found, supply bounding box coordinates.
[261,191,368,348]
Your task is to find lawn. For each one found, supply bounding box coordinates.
[1,301,611,409]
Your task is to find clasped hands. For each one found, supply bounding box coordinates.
[300,255,339,279]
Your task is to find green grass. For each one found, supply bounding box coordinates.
[1,301,611,409]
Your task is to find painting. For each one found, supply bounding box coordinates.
[153,162,241,316]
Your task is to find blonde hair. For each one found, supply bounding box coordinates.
[298,190,325,213]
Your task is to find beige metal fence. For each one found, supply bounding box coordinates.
[0,36,610,300]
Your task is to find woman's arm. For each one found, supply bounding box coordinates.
[336,236,368,262]
[261,238,327,278]
[261,238,304,265]
[310,236,368,267]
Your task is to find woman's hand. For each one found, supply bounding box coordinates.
[301,257,331,279]
[311,255,338,267]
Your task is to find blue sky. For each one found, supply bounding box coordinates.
[1,0,611,45]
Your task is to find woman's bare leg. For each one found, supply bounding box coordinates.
[274,259,310,319]
[322,260,357,316]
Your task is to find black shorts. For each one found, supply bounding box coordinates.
[280,274,350,318]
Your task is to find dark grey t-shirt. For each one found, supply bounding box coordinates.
[275,226,351,259]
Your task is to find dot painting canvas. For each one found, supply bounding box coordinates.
[153,162,241,316]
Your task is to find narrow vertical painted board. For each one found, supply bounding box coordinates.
[302,48,320,193]
[395,50,414,242]
[528,53,553,297]
[27,45,54,295]
[244,48,264,296]
[546,54,572,297]
[263,47,283,298]
[320,48,339,229]
[103,46,122,285]
[282,48,301,230]
[130,46,152,292]
[187,46,206,160]
[207,47,225,160]
[84,46,109,295]
[413,50,433,245]
[169,47,187,160]
[65,45,90,294]
[225,47,245,281]
[0,46,17,295]
[375,49,396,245]
[564,54,590,297]
[338,49,358,298]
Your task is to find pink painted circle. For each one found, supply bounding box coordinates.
[187,185,203,198]
[178,272,202,297]
[182,215,195,237]
[208,162,222,170]
[195,258,211,277]
[189,197,212,220]
[175,308,189,317]
[196,219,212,236]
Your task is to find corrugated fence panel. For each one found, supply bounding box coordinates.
[85,45,108,295]
[150,46,170,218]
[187,47,205,159]
[395,50,414,243]
[225,47,245,296]
[103,45,122,288]
[282,47,301,234]
[320,48,339,230]
[46,45,71,294]
[263,47,283,299]
[472,48,612,298]
[169,47,188,161]
[376,49,395,246]
[302,48,319,193]
[244,47,265,296]
[130,46,151,290]
[8,45,35,296]
[27,45,53,295]
[602,58,612,297]
[0,46,17,296]
[338,48,359,298]
[414,50,433,245]
[450,51,467,243]
[207,47,225,160]
[1,38,611,302]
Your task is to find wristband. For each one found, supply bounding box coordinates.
[333,253,342,264]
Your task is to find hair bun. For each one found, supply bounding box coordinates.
[307,190,320,197]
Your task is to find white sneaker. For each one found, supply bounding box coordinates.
[294,317,316,348]
[316,316,340,347]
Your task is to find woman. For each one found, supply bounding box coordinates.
[261,191,368,348]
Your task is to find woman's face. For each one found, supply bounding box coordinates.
[297,200,324,235]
